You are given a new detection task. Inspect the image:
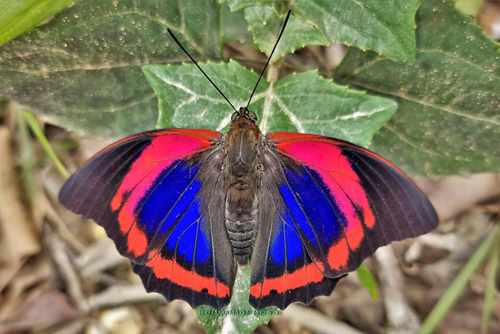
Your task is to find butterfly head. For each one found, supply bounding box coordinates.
[231,107,258,123]
[227,106,261,139]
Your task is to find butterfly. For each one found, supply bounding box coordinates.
[59,11,438,310]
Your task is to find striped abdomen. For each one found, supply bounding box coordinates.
[225,217,256,265]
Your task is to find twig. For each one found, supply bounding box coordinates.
[281,304,366,334]
[375,246,420,334]
[86,284,165,310]
[75,238,128,277]
[45,228,89,311]
[41,191,86,254]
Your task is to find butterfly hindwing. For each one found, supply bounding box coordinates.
[249,143,342,309]
[59,129,236,308]
[249,132,438,309]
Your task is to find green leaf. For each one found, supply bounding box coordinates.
[220,0,284,12]
[269,72,397,146]
[244,6,329,61]
[0,0,76,47]
[0,0,222,137]
[454,0,484,17]
[356,263,378,300]
[222,4,253,46]
[144,61,397,147]
[144,61,264,132]
[418,229,497,334]
[336,0,500,176]
[291,0,422,63]
[197,267,276,334]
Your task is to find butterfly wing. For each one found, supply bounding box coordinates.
[59,129,235,308]
[250,174,343,309]
[249,132,438,309]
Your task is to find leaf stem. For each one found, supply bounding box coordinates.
[356,263,379,300]
[23,111,70,179]
[481,226,500,334]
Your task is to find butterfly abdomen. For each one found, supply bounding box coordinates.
[225,216,256,265]
[224,154,260,266]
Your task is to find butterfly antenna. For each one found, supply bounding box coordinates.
[167,29,237,112]
[246,10,291,108]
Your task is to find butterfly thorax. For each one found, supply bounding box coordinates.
[224,109,263,266]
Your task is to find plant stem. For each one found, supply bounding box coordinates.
[23,111,70,179]
[419,228,498,334]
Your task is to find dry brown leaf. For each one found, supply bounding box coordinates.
[416,173,500,222]
[0,289,84,333]
[0,126,40,291]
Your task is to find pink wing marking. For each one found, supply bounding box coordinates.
[269,133,376,270]
[110,132,216,258]
[268,132,402,172]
